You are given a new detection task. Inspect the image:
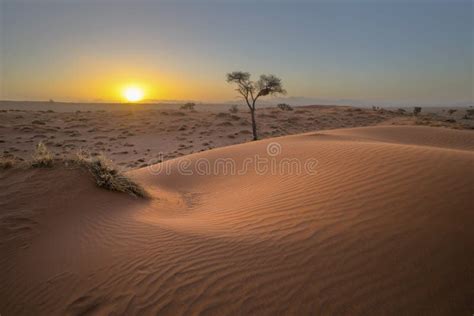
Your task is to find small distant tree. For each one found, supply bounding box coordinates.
[180,102,195,110]
[413,106,422,116]
[226,71,286,140]
[277,103,293,111]
[229,104,239,113]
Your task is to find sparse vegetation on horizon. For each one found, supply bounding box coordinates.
[229,104,239,113]
[277,103,293,111]
[180,102,196,111]
[397,108,407,114]
[413,107,422,116]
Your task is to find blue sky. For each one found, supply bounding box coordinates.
[1,0,472,105]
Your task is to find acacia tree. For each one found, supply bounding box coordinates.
[226,71,286,140]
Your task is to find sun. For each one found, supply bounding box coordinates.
[123,86,144,102]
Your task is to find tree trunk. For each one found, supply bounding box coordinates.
[250,109,258,140]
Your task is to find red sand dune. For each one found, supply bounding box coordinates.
[1,126,473,315]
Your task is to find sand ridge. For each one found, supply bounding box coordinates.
[0,126,473,315]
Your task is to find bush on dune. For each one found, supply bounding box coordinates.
[4,142,148,198]
[74,151,149,198]
[0,156,16,169]
[31,142,54,168]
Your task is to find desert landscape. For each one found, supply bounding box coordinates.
[1,101,473,169]
[1,1,473,315]
[1,102,473,314]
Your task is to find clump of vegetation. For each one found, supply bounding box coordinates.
[13,142,148,198]
[0,156,16,169]
[228,104,239,113]
[413,106,422,116]
[466,109,474,118]
[180,102,196,110]
[74,151,148,198]
[277,103,293,111]
[216,112,230,118]
[448,109,457,115]
[31,142,54,168]
[397,108,407,114]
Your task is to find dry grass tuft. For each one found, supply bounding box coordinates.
[31,142,54,168]
[0,156,16,169]
[23,143,148,197]
[74,151,149,198]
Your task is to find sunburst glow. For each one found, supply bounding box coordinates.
[123,86,144,102]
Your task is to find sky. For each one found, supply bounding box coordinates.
[0,0,472,106]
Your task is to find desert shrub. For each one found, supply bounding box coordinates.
[31,142,54,168]
[277,103,293,111]
[180,102,195,110]
[397,108,406,114]
[216,112,230,118]
[466,109,474,117]
[74,152,148,198]
[413,107,422,116]
[0,156,16,169]
[229,104,239,113]
[448,109,457,115]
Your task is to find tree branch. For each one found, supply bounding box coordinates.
[236,86,252,110]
